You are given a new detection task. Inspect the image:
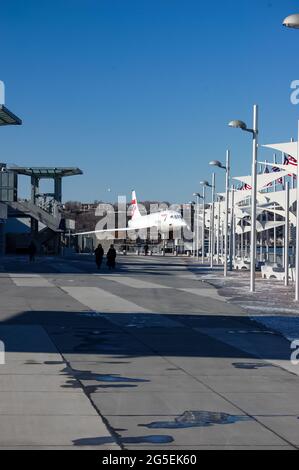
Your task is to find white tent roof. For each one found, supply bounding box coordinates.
[262,142,298,158]
[233,169,288,191]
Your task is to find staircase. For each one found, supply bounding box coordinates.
[7,201,64,254]
[7,200,62,232]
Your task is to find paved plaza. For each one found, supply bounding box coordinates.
[0,254,298,449]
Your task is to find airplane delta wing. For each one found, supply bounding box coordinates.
[74,224,152,236]
[74,227,133,236]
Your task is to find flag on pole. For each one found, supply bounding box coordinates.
[264,165,272,187]
[284,154,297,166]
[241,183,252,191]
[272,166,283,185]
[284,154,297,178]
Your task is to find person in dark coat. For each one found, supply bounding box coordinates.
[28,240,37,263]
[94,243,104,269]
[106,244,117,270]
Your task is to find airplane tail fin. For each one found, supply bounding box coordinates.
[131,190,142,220]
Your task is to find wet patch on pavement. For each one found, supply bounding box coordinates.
[140,410,252,429]
[232,362,276,370]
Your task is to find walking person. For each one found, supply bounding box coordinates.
[106,244,117,270]
[28,240,37,263]
[94,243,104,269]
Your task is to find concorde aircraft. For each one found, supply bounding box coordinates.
[74,190,188,236]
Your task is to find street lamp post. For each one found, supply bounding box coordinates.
[285,181,290,288]
[229,105,259,293]
[283,14,299,28]
[230,186,235,271]
[210,173,216,268]
[209,150,231,276]
[193,192,206,261]
[216,196,222,265]
[200,180,215,267]
[188,201,196,257]
[282,16,299,299]
[201,185,206,264]
[193,192,201,261]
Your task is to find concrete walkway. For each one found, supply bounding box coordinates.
[0,324,119,449]
[0,254,299,449]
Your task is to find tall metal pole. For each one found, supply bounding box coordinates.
[250,105,258,293]
[224,150,230,277]
[273,153,277,263]
[217,198,221,264]
[229,186,235,271]
[295,121,299,301]
[233,212,236,260]
[195,201,196,258]
[285,181,290,287]
[196,194,199,260]
[265,159,269,262]
[202,186,205,264]
[210,173,215,268]
[220,220,223,258]
[192,202,196,257]
[209,213,212,261]
[291,138,296,190]
[241,219,244,259]
[258,163,263,263]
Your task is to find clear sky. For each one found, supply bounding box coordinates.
[1,0,299,203]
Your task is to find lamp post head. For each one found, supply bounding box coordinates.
[209,160,224,169]
[283,14,299,28]
[200,180,210,187]
[228,119,248,130]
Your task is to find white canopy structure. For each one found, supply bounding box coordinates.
[233,169,288,190]
[263,141,297,159]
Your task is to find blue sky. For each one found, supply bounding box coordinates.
[1,0,299,202]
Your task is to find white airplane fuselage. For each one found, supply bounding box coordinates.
[128,209,187,232]
[74,190,188,237]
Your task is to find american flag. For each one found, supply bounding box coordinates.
[284,154,297,178]
[284,154,297,166]
[241,183,252,191]
[264,165,272,187]
[272,166,283,185]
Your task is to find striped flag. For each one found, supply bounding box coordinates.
[284,154,297,178]
[241,183,252,191]
[284,154,297,166]
[264,165,272,187]
[272,166,283,185]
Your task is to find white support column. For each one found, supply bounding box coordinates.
[229,186,235,271]
[210,173,215,268]
[285,182,290,287]
[273,154,277,263]
[295,121,299,301]
[202,186,205,264]
[217,199,221,264]
[250,105,258,293]
[224,150,230,276]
